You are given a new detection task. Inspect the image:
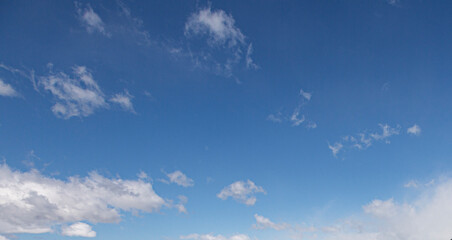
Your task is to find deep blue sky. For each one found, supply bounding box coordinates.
[1,1,452,240]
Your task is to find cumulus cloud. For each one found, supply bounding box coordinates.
[0,163,166,236]
[181,233,250,240]
[290,177,452,240]
[253,214,289,230]
[110,90,135,113]
[75,2,109,36]
[217,180,266,206]
[61,222,96,237]
[0,79,19,97]
[299,88,312,101]
[39,65,107,119]
[329,123,402,157]
[407,124,421,136]
[164,171,194,187]
[183,6,257,79]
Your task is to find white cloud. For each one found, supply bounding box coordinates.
[299,88,312,101]
[0,163,166,235]
[387,0,400,6]
[183,6,257,79]
[0,79,18,97]
[246,44,258,69]
[61,222,96,237]
[403,180,419,188]
[407,124,421,136]
[329,124,403,157]
[110,90,135,113]
[0,63,37,91]
[328,142,343,157]
[267,113,283,123]
[217,180,266,206]
[292,177,452,240]
[75,2,109,36]
[165,170,194,187]
[185,7,244,47]
[181,233,251,240]
[0,235,8,240]
[290,108,305,126]
[39,65,107,119]
[253,214,289,230]
[370,124,400,142]
[268,89,315,129]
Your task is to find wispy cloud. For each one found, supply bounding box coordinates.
[0,79,19,97]
[75,2,109,36]
[39,65,107,119]
[181,233,250,240]
[0,63,37,91]
[162,170,194,187]
[407,124,421,136]
[268,88,316,129]
[0,163,166,237]
[328,124,402,157]
[182,6,257,80]
[253,214,289,230]
[116,0,152,45]
[217,180,266,206]
[110,90,135,113]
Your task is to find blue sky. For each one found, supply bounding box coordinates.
[1,0,452,239]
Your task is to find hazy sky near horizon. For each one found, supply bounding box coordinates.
[1,0,452,240]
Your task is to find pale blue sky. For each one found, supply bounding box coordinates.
[1,1,452,240]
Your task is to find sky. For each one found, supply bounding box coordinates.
[1,0,452,239]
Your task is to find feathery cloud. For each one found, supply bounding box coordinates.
[75,2,109,36]
[181,233,250,240]
[110,90,135,113]
[39,65,107,119]
[164,170,195,187]
[217,180,266,206]
[253,214,289,230]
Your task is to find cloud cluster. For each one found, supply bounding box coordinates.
[0,163,165,237]
[328,123,402,157]
[217,180,266,206]
[267,88,316,128]
[183,6,257,79]
[39,65,134,119]
[181,233,250,240]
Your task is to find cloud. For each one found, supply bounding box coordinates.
[116,0,151,45]
[370,124,400,142]
[217,180,266,206]
[61,222,96,237]
[407,124,421,136]
[253,214,289,230]
[183,6,257,79]
[328,142,343,157]
[0,79,19,97]
[39,65,107,119]
[299,88,312,101]
[185,7,245,47]
[0,163,166,236]
[0,63,37,91]
[75,2,109,36]
[268,88,316,129]
[181,233,251,240]
[0,235,8,240]
[329,124,402,157]
[164,171,194,187]
[110,90,135,113]
[290,177,452,240]
[386,0,400,6]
